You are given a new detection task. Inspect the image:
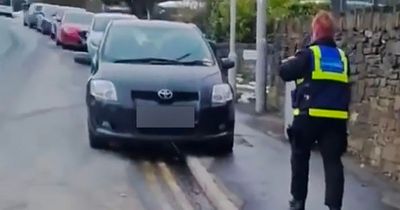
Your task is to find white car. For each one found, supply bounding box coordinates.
[87,13,137,58]
[0,0,13,18]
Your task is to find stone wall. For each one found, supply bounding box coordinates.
[273,7,400,181]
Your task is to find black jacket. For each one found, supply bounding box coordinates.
[279,38,351,82]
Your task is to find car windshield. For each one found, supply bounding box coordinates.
[102,24,214,65]
[64,13,93,25]
[93,16,133,32]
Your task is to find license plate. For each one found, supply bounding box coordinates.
[136,105,195,128]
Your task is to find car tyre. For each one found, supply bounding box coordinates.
[210,134,234,155]
[89,129,108,149]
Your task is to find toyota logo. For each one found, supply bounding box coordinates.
[157,89,173,100]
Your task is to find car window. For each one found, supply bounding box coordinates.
[35,5,43,12]
[64,13,93,25]
[0,0,11,6]
[102,24,214,64]
[43,6,58,17]
[92,16,134,32]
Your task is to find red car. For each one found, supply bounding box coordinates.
[56,11,94,49]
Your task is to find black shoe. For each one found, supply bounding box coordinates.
[289,199,305,210]
[329,208,341,210]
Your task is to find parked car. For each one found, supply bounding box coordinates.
[0,0,14,18]
[37,4,59,34]
[87,13,137,58]
[23,3,47,28]
[50,6,86,40]
[86,20,235,153]
[56,11,94,49]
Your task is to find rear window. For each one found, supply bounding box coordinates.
[64,13,93,25]
[43,6,59,17]
[92,16,134,32]
[35,5,43,12]
[0,0,11,6]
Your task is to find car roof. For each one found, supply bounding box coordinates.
[111,20,196,29]
[61,6,86,11]
[31,3,50,7]
[94,13,137,19]
[64,11,94,16]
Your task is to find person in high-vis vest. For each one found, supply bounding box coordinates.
[280,11,350,210]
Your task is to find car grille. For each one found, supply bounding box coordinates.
[132,90,199,103]
[137,128,195,136]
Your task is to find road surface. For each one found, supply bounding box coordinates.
[0,15,397,210]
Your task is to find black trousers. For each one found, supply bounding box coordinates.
[289,115,348,208]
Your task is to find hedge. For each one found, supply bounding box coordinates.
[206,0,330,43]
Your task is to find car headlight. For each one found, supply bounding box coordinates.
[212,84,233,104]
[90,80,117,101]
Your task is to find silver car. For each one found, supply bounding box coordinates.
[87,13,137,58]
[23,3,48,28]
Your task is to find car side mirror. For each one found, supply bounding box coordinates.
[74,53,92,66]
[221,58,234,71]
[91,53,99,74]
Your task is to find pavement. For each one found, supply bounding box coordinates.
[0,14,398,210]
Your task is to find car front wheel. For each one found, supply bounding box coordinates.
[210,134,234,155]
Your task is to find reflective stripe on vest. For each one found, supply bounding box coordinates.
[310,46,348,83]
[293,108,348,119]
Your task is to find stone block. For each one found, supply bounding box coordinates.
[382,145,399,163]
[393,41,400,55]
[365,87,378,97]
[378,87,392,98]
[348,138,364,152]
[364,47,373,54]
[390,72,399,80]
[378,98,391,108]
[387,80,399,86]
[366,55,381,65]
[366,78,376,86]
[383,160,397,173]
[372,32,382,46]
[395,96,400,111]
[394,137,400,145]
[388,119,397,131]
[380,78,387,87]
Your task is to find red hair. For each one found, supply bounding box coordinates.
[311,10,336,40]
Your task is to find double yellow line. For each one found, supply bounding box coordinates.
[141,161,195,210]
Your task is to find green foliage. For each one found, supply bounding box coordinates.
[207,0,330,43]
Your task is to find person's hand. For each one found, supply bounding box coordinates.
[281,56,295,63]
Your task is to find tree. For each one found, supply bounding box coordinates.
[101,0,160,18]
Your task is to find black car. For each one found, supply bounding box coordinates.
[86,20,235,153]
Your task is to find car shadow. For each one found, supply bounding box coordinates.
[98,141,232,164]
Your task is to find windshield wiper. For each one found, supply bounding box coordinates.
[113,58,213,66]
[113,58,182,64]
[179,60,213,66]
